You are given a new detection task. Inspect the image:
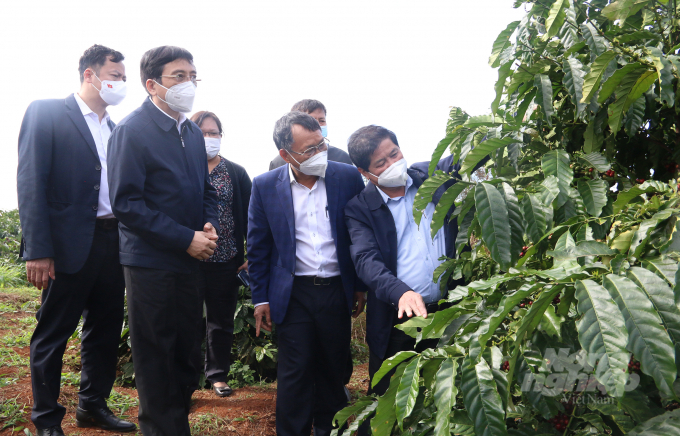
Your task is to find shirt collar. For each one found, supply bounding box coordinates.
[74,92,110,123]
[288,163,322,187]
[148,97,187,128]
[375,175,413,203]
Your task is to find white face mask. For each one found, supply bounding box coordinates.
[92,72,127,106]
[289,150,328,177]
[370,158,409,187]
[154,80,196,113]
[205,137,221,159]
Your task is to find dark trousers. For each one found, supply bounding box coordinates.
[124,266,203,436]
[276,277,351,436]
[30,225,125,429]
[197,258,240,383]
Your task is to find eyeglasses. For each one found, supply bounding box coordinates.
[160,73,201,86]
[288,138,329,159]
[203,131,222,139]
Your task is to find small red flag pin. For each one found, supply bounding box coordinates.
[107,84,113,88]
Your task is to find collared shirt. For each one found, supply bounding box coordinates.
[288,163,340,277]
[149,97,186,134]
[375,176,446,304]
[73,92,114,219]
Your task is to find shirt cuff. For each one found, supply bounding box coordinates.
[254,302,269,307]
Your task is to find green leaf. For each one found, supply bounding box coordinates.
[630,217,664,258]
[539,304,564,340]
[549,240,618,260]
[413,171,453,226]
[515,286,563,344]
[613,180,667,213]
[577,178,608,217]
[534,74,554,126]
[603,274,676,396]
[554,229,575,251]
[627,409,680,436]
[493,62,513,115]
[643,256,678,286]
[537,175,560,206]
[583,116,604,154]
[371,351,417,389]
[428,129,461,177]
[498,182,524,266]
[522,194,550,244]
[625,69,657,109]
[564,40,587,57]
[434,358,459,436]
[574,280,630,397]
[336,401,378,436]
[541,149,573,208]
[649,47,675,107]
[331,396,375,433]
[608,68,645,135]
[463,114,506,129]
[598,62,644,104]
[489,21,520,68]
[627,267,680,344]
[370,363,406,436]
[431,182,469,239]
[581,51,617,103]
[578,152,611,172]
[475,183,512,271]
[420,306,467,341]
[624,95,646,136]
[602,0,649,26]
[460,137,516,175]
[395,356,422,429]
[563,56,587,118]
[544,0,567,40]
[461,357,508,436]
[581,22,609,62]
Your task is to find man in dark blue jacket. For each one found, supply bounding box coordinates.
[17,45,135,436]
[344,125,461,401]
[107,46,219,436]
[248,112,366,436]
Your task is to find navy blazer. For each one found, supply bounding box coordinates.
[107,98,219,273]
[247,161,367,325]
[17,94,115,274]
[344,158,461,360]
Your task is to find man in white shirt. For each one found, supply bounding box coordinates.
[248,111,367,436]
[17,45,135,435]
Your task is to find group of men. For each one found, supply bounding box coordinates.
[17,44,462,436]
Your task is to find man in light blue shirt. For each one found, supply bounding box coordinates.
[345,125,459,403]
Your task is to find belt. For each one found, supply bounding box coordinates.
[96,218,118,230]
[294,275,342,286]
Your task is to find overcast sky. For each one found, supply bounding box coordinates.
[1,1,526,211]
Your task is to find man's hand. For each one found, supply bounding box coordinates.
[187,231,217,260]
[203,222,218,240]
[254,304,272,337]
[398,290,428,319]
[237,260,248,272]
[353,291,367,318]
[26,257,55,290]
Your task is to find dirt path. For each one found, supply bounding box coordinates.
[0,293,371,435]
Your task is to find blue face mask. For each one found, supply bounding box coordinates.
[320,125,328,138]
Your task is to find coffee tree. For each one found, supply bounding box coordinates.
[333,0,680,434]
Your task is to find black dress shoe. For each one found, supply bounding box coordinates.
[36,426,65,436]
[76,406,136,432]
[213,384,233,397]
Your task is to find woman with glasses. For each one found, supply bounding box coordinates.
[190,111,252,397]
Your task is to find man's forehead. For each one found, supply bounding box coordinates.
[291,125,321,149]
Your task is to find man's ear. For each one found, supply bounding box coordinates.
[358,167,372,182]
[279,148,291,164]
[83,68,94,84]
[146,79,157,97]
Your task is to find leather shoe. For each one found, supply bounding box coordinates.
[36,426,65,436]
[213,384,233,397]
[76,406,136,432]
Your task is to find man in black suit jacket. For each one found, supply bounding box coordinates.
[17,45,135,436]
[108,46,219,436]
[268,99,353,170]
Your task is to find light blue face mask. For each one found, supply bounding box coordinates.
[320,125,328,138]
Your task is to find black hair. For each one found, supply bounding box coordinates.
[290,99,327,115]
[140,46,194,95]
[191,111,222,134]
[78,44,124,84]
[273,111,321,151]
[347,125,400,171]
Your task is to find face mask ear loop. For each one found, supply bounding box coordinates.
[89,70,103,93]
[152,80,171,105]
[286,150,303,170]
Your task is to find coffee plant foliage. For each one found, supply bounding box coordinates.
[333,0,680,435]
